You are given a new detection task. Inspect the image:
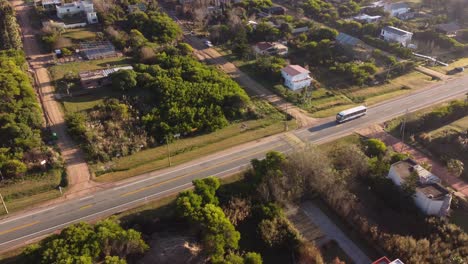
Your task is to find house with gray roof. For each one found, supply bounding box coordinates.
[384,2,410,17]
[380,26,413,47]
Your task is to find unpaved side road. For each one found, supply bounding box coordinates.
[184,35,317,127]
[12,0,94,196]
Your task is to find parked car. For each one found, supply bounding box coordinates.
[455,67,464,72]
[204,40,213,47]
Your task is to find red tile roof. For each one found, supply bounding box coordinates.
[372,257,391,264]
[255,42,273,51]
[281,65,309,76]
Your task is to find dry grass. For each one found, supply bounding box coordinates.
[93,118,295,182]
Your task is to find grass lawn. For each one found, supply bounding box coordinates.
[61,26,100,43]
[61,86,121,113]
[49,57,133,81]
[0,169,63,215]
[430,57,468,75]
[343,71,434,105]
[93,104,296,182]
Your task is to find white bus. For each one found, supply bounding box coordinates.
[336,105,367,123]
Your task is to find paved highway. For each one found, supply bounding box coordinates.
[0,74,466,252]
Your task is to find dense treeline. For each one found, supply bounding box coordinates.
[0,50,49,178]
[253,142,468,263]
[0,0,22,50]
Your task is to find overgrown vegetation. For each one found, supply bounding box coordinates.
[0,50,61,181]
[0,0,22,50]
[386,100,468,180]
[66,50,252,162]
[253,141,467,263]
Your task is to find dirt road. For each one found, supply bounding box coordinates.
[12,0,94,195]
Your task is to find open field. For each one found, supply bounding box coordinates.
[0,169,63,215]
[61,86,121,113]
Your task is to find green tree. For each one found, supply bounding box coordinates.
[110,70,137,92]
[193,176,221,205]
[244,252,263,264]
[27,219,148,264]
[447,159,464,177]
[365,138,387,158]
[1,159,26,178]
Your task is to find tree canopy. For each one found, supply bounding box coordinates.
[0,0,22,50]
[0,50,45,178]
[25,218,148,264]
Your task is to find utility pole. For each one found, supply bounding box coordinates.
[165,135,172,167]
[0,193,8,214]
[400,109,409,152]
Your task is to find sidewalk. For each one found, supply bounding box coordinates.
[300,202,372,264]
[357,125,468,197]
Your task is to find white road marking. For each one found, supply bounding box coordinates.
[0,207,56,225]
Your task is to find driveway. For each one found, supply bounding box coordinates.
[12,0,93,196]
[301,201,372,264]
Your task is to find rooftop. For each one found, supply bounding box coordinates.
[435,22,461,33]
[387,2,409,10]
[281,65,309,76]
[336,32,361,46]
[354,14,382,21]
[383,26,412,36]
[372,257,405,264]
[417,183,449,200]
[79,66,133,81]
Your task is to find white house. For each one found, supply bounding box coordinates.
[56,0,98,24]
[353,14,382,23]
[380,26,413,47]
[252,42,288,56]
[388,159,452,217]
[384,2,410,17]
[281,65,312,91]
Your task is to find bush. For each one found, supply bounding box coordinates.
[364,138,387,158]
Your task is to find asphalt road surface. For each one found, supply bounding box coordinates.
[0,74,466,252]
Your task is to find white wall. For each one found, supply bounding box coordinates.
[281,71,311,91]
[388,166,403,186]
[414,191,445,216]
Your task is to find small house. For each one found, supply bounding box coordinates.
[388,159,452,217]
[281,65,312,91]
[40,0,62,10]
[435,22,461,36]
[56,0,98,24]
[353,14,382,23]
[384,2,410,17]
[79,66,133,89]
[380,26,413,47]
[252,42,288,56]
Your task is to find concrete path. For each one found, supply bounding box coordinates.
[301,202,372,264]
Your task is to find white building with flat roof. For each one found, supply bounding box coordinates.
[388,159,452,217]
[56,0,98,24]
